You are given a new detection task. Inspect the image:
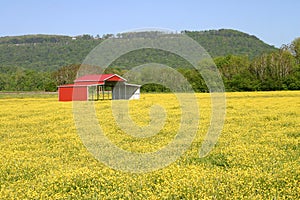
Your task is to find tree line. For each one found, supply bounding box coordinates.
[0,38,299,92]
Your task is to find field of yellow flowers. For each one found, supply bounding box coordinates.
[0,91,299,199]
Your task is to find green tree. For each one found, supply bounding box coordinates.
[0,73,7,90]
[14,68,26,91]
[291,37,300,64]
[214,55,253,91]
[250,47,296,90]
[52,64,80,86]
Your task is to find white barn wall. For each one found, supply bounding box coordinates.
[113,83,140,100]
[129,88,140,100]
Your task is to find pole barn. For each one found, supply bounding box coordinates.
[58,74,140,101]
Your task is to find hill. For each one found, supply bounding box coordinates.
[0,34,102,71]
[0,29,277,72]
[184,29,277,58]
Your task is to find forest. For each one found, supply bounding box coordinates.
[0,29,299,92]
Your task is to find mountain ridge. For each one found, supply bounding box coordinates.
[0,29,277,71]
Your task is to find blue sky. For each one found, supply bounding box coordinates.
[0,0,299,47]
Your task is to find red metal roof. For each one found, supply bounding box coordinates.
[58,82,104,88]
[58,74,127,88]
[74,74,126,83]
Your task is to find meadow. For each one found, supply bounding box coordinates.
[0,91,299,199]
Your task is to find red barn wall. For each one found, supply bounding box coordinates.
[59,86,88,101]
[107,76,124,82]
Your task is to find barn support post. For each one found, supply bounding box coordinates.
[96,85,99,100]
[125,84,127,99]
[91,86,94,101]
[86,86,89,101]
[102,85,104,100]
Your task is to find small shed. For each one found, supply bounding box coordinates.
[58,74,140,101]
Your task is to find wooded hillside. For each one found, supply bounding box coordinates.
[0,29,276,71]
[0,29,299,92]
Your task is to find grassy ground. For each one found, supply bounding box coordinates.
[0,91,299,199]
